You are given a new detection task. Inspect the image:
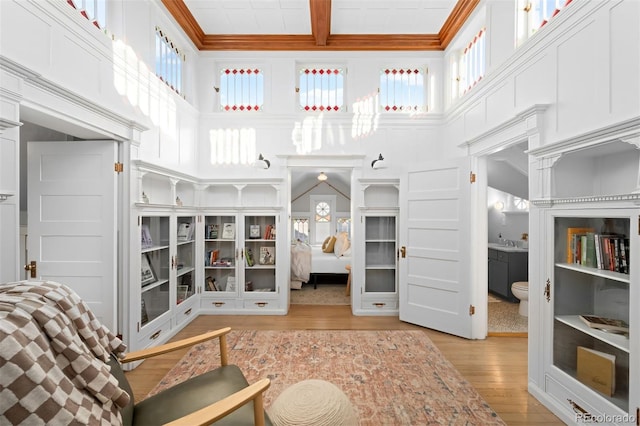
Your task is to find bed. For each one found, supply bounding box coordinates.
[290,233,351,289]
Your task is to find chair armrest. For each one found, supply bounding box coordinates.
[162,378,271,426]
[120,327,231,364]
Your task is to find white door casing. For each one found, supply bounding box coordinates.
[27,140,118,330]
[399,157,478,339]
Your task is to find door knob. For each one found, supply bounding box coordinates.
[24,261,37,278]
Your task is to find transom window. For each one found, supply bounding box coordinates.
[67,0,106,29]
[379,68,427,112]
[315,202,331,222]
[516,0,571,46]
[297,67,344,112]
[155,27,183,96]
[451,28,486,99]
[219,68,264,111]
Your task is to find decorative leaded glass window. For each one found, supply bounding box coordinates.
[298,68,344,111]
[379,68,427,112]
[218,68,264,111]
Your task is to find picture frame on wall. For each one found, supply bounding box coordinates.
[141,254,156,286]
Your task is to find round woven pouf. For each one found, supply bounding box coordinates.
[269,379,358,426]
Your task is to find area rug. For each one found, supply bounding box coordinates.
[149,330,505,425]
[290,284,350,305]
[487,297,528,334]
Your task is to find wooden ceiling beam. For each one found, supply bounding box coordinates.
[309,0,332,46]
[162,0,478,51]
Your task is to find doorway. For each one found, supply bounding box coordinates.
[289,166,353,306]
[485,141,529,335]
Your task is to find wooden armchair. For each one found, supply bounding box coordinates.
[112,327,272,426]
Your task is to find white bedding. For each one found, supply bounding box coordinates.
[310,246,351,274]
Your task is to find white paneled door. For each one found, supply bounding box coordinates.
[27,141,118,331]
[399,158,477,339]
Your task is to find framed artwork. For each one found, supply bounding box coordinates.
[177,285,189,302]
[225,276,237,292]
[222,222,235,239]
[140,254,156,286]
[249,224,261,239]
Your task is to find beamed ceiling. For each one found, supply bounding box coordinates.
[161,0,479,51]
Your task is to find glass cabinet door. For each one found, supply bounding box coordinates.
[242,215,277,293]
[552,214,630,412]
[204,215,237,293]
[140,215,170,326]
[176,215,196,304]
[364,216,397,293]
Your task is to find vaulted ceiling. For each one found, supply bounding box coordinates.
[161,0,479,51]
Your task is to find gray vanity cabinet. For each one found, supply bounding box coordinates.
[488,248,528,302]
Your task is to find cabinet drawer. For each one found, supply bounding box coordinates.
[200,298,239,311]
[140,317,171,347]
[496,251,508,262]
[360,298,398,311]
[488,248,498,260]
[543,374,631,425]
[242,299,280,310]
[175,298,197,326]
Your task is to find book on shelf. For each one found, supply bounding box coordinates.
[222,223,235,239]
[259,246,275,265]
[579,315,629,334]
[576,346,615,397]
[245,248,254,267]
[566,227,594,264]
[141,224,153,249]
[177,222,194,242]
[249,225,261,239]
[206,224,218,239]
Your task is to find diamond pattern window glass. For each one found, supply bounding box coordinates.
[67,0,106,29]
[298,68,344,112]
[379,68,427,112]
[460,28,486,94]
[155,27,183,96]
[516,0,571,46]
[219,68,264,111]
[292,218,309,243]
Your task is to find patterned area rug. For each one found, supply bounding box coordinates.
[290,283,350,305]
[149,330,505,425]
[488,297,528,333]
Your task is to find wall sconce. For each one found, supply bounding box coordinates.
[317,172,328,181]
[371,153,385,169]
[256,153,270,169]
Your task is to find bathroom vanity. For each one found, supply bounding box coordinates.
[488,243,528,302]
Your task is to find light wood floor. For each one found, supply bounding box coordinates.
[124,304,564,425]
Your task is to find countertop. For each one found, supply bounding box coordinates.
[488,242,529,253]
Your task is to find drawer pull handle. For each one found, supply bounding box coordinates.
[150,330,161,340]
[255,302,267,307]
[213,302,225,307]
[567,399,593,421]
[184,308,192,316]
[373,302,386,308]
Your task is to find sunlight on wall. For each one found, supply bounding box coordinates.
[351,91,379,139]
[112,39,177,139]
[209,128,256,165]
[291,114,324,154]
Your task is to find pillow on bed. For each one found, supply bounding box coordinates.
[322,236,336,253]
[333,232,350,257]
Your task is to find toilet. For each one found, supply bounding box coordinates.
[511,281,529,317]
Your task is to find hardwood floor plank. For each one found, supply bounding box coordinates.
[124,305,564,424]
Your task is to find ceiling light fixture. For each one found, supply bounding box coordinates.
[256,153,270,169]
[317,172,328,181]
[371,153,385,169]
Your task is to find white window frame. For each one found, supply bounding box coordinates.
[297,66,345,112]
[310,195,336,245]
[379,67,428,113]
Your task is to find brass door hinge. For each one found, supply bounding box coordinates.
[470,172,476,183]
[469,305,475,315]
[114,162,124,173]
